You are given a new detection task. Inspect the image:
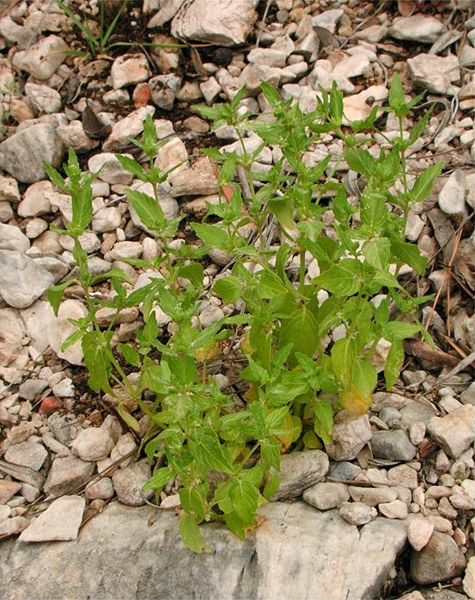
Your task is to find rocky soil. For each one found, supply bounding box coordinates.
[0,0,474,598]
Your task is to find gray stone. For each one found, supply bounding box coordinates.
[12,35,68,79]
[463,556,475,600]
[149,74,182,111]
[56,121,99,153]
[371,430,417,461]
[169,156,218,197]
[71,427,115,462]
[0,459,45,489]
[0,224,30,252]
[387,465,418,489]
[438,170,466,215]
[407,516,434,551]
[410,532,466,585]
[349,486,398,507]
[389,15,444,44]
[88,153,134,185]
[325,410,372,461]
[103,105,155,152]
[0,501,407,600]
[112,459,153,506]
[461,382,475,406]
[378,499,408,519]
[4,441,48,471]
[92,206,122,233]
[0,124,64,183]
[19,496,85,542]
[0,15,34,47]
[0,250,54,309]
[85,477,115,500]
[428,404,475,459]
[47,299,88,365]
[339,502,378,526]
[171,0,257,46]
[271,450,329,501]
[43,455,95,498]
[0,516,29,537]
[0,481,22,504]
[312,9,343,33]
[24,83,62,115]
[111,54,151,89]
[407,54,460,95]
[303,482,349,510]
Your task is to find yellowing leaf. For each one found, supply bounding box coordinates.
[193,341,221,363]
[276,413,294,451]
[340,388,373,416]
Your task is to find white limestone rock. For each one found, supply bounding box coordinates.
[19,496,85,542]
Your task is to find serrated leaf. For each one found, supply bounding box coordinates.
[178,263,204,289]
[191,222,230,250]
[331,338,356,388]
[344,147,375,176]
[353,358,377,397]
[384,339,404,390]
[188,428,236,474]
[314,400,333,445]
[118,343,141,367]
[315,259,362,297]
[390,239,427,275]
[47,281,76,316]
[230,480,259,524]
[389,72,406,112]
[60,329,84,352]
[362,238,390,271]
[179,514,207,553]
[261,438,281,470]
[179,485,208,520]
[82,331,114,395]
[70,185,93,233]
[125,189,165,232]
[411,162,444,204]
[115,154,147,180]
[212,276,242,302]
[385,321,420,341]
[279,306,319,359]
[143,466,174,492]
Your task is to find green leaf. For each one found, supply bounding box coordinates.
[330,80,343,126]
[353,359,377,397]
[179,485,208,520]
[178,263,204,289]
[43,161,67,192]
[47,281,76,316]
[390,239,427,275]
[116,403,140,433]
[143,466,174,492]
[263,472,280,499]
[115,154,147,180]
[344,147,375,176]
[362,238,390,271]
[212,276,242,303]
[230,480,259,524]
[191,222,230,250]
[331,338,356,388]
[279,306,320,359]
[118,343,141,367]
[188,428,236,475]
[385,321,421,341]
[265,407,289,433]
[360,191,387,232]
[384,339,404,390]
[314,400,333,445]
[260,438,281,470]
[82,331,114,395]
[125,189,165,231]
[411,162,444,204]
[70,185,93,233]
[388,72,406,114]
[179,514,207,553]
[315,260,362,297]
[61,329,84,352]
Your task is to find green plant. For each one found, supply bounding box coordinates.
[56,0,128,59]
[55,0,187,59]
[45,75,440,552]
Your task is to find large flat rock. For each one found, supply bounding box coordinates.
[0,501,407,600]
